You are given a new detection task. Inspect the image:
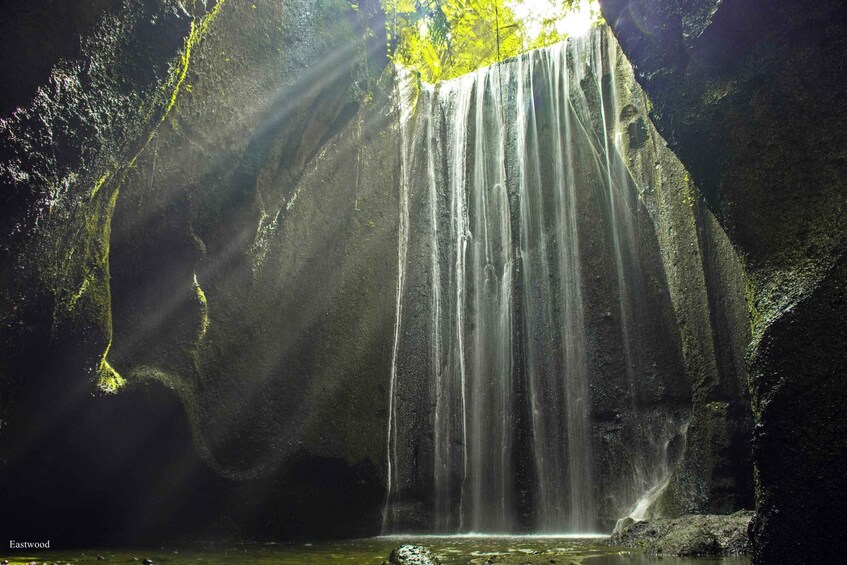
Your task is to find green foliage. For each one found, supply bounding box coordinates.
[383,0,600,82]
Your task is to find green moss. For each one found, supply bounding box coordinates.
[193,272,209,342]
[126,0,229,183]
[49,176,119,339]
[165,1,228,118]
[680,174,696,208]
[50,0,230,323]
[66,276,91,312]
[43,1,230,398]
[89,171,110,199]
[97,348,126,394]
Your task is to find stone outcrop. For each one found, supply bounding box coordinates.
[609,511,754,556]
[0,0,393,545]
[384,545,441,565]
[599,0,847,562]
[606,28,754,519]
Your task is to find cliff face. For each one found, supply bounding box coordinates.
[0,0,124,117]
[0,1,205,543]
[607,30,754,519]
[0,0,396,544]
[599,0,847,562]
[0,0,760,548]
[384,30,752,533]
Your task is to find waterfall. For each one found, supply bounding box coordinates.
[384,27,688,535]
[382,66,415,533]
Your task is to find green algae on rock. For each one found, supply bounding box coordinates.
[609,512,754,556]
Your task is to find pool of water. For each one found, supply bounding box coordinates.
[0,537,751,564]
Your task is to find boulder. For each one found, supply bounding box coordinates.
[384,545,441,565]
[609,511,754,556]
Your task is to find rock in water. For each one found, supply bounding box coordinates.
[384,544,441,565]
[608,511,754,556]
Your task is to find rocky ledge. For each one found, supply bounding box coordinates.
[609,511,754,556]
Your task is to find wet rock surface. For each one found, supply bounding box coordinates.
[0,11,754,544]
[0,0,823,554]
[609,511,754,556]
[0,0,392,545]
[384,545,441,565]
[599,0,847,562]
[606,27,754,520]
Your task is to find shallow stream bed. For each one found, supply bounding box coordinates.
[0,536,751,564]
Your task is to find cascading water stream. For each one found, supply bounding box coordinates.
[514,39,597,532]
[382,65,415,533]
[384,27,687,535]
[589,29,674,524]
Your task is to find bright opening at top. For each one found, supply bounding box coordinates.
[511,0,599,40]
[384,0,602,83]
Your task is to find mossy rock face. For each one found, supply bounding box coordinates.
[609,511,754,556]
[0,0,198,474]
[108,0,394,507]
[0,0,390,544]
[606,31,754,519]
[599,0,847,561]
[0,0,762,546]
[747,253,847,563]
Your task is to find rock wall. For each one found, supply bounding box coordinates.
[599,0,847,562]
[0,0,759,547]
[607,32,754,517]
[384,29,752,532]
[0,0,123,116]
[0,0,396,544]
[1,3,207,545]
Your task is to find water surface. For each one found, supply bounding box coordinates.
[0,536,751,564]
